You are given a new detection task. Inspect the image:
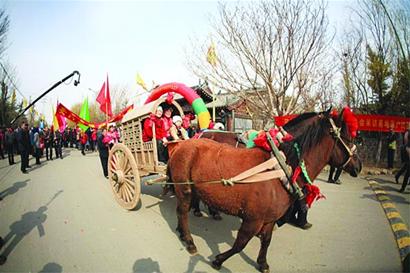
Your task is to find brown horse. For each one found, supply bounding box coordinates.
[192,112,362,219]
[167,110,362,273]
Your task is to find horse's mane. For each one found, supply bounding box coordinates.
[283,112,318,130]
[280,113,330,167]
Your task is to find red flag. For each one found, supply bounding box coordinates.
[96,75,113,117]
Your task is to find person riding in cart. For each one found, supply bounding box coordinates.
[169,115,189,141]
[142,106,169,163]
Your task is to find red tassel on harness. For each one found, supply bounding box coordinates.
[305,183,326,208]
[282,133,293,142]
[291,166,302,183]
[253,131,274,151]
[253,128,294,152]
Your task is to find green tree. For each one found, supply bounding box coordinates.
[390,59,410,116]
[366,46,392,114]
[0,76,23,127]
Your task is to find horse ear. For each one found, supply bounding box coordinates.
[338,107,345,122]
[324,107,332,117]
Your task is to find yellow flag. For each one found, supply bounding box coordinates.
[207,41,217,67]
[11,90,16,105]
[23,98,28,108]
[136,73,148,91]
[52,105,59,131]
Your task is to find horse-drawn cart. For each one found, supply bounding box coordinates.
[107,83,211,210]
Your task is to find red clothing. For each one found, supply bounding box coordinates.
[182,113,195,129]
[142,118,153,142]
[142,115,167,142]
[91,131,97,141]
[80,133,88,145]
[162,116,172,138]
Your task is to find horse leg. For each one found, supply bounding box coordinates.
[208,206,222,221]
[256,221,275,273]
[175,186,197,254]
[212,219,263,270]
[191,191,203,217]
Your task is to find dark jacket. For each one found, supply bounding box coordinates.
[16,128,30,152]
[54,131,62,143]
[97,132,109,158]
[5,131,16,146]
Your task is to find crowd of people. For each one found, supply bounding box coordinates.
[0,120,121,175]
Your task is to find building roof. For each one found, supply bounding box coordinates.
[205,93,242,109]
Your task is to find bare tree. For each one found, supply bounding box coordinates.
[110,84,131,115]
[187,0,332,118]
[0,8,9,58]
[339,29,372,110]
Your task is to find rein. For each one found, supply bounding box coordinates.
[328,118,355,168]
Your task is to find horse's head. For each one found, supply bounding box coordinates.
[282,108,362,178]
[326,107,362,177]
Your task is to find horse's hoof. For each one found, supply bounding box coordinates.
[211,260,221,270]
[0,255,6,265]
[186,244,197,254]
[193,211,203,217]
[212,214,222,221]
[258,264,270,273]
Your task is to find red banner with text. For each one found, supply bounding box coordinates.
[275,114,410,132]
[56,103,133,129]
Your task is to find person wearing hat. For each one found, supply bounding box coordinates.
[213,122,225,131]
[170,115,189,141]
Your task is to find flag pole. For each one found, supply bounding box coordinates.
[105,83,109,131]
[212,89,216,122]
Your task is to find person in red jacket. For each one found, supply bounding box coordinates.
[91,129,97,152]
[79,130,88,156]
[162,107,173,139]
[142,106,168,163]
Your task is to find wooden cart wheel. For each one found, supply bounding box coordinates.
[108,143,140,210]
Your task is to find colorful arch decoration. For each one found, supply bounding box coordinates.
[144,82,211,129]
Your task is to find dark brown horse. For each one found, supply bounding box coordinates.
[167,110,362,273]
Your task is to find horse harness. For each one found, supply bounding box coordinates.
[209,116,356,198]
[152,117,355,200]
[328,117,356,168]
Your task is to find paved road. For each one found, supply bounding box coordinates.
[0,149,407,272]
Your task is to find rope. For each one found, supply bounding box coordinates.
[293,142,313,184]
[144,178,275,186]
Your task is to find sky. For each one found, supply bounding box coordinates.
[3,0,354,123]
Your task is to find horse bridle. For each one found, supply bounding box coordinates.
[328,117,356,168]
